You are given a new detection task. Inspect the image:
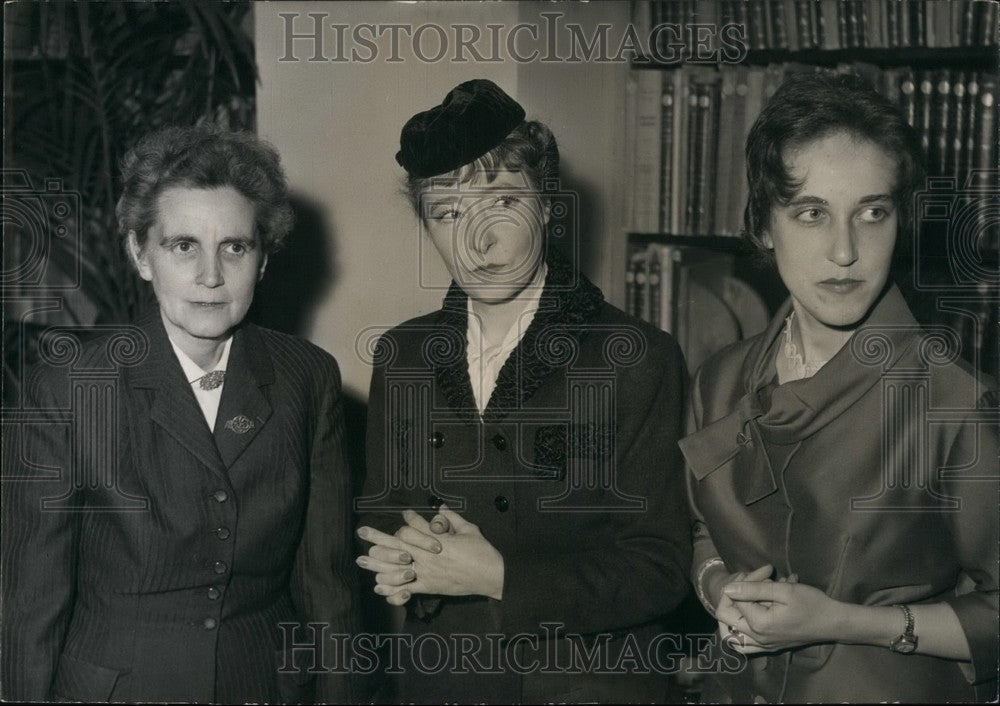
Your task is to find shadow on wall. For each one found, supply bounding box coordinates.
[559,166,602,284]
[252,194,336,337]
[249,192,369,494]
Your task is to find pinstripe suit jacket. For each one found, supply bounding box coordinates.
[2,312,357,703]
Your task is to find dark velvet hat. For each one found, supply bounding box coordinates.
[395,79,526,178]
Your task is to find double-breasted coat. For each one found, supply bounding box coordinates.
[359,251,693,703]
[2,312,357,703]
[680,285,999,703]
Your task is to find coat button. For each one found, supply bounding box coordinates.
[494,495,509,512]
[212,489,228,503]
[427,495,443,510]
[213,560,228,575]
[207,587,221,600]
[429,432,444,448]
[215,527,231,540]
[492,434,507,451]
[203,617,217,630]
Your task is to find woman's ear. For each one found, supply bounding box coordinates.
[761,230,774,250]
[127,231,153,281]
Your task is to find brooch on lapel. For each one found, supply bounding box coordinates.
[224,415,254,434]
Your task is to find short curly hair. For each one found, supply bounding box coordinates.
[116,125,294,258]
[743,72,925,254]
[403,120,559,214]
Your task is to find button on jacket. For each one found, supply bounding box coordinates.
[359,251,692,703]
[2,312,358,703]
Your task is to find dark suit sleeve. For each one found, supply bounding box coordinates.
[498,335,693,636]
[941,390,999,686]
[357,333,429,535]
[289,355,358,703]
[685,366,725,585]
[1,369,80,701]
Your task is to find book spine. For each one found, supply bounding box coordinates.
[887,0,900,46]
[634,251,649,321]
[931,69,952,176]
[979,0,999,45]
[783,0,800,50]
[771,0,788,48]
[916,70,934,161]
[750,0,768,49]
[973,76,998,253]
[714,68,736,236]
[634,69,663,233]
[794,0,812,48]
[646,243,662,327]
[962,0,978,45]
[973,76,996,174]
[899,0,911,46]
[836,0,849,47]
[686,80,706,235]
[963,74,980,184]
[858,0,872,47]
[810,0,824,47]
[624,249,639,317]
[730,66,752,237]
[909,0,926,46]
[625,73,639,230]
[670,69,689,234]
[949,72,967,178]
[701,77,721,236]
[659,72,674,232]
[899,68,917,127]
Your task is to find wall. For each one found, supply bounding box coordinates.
[254,1,630,398]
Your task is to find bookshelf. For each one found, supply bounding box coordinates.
[623,0,999,377]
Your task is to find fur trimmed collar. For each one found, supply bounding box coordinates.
[433,248,605,423]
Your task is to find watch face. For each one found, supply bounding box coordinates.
[891,636,918,654]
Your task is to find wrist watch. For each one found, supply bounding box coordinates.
[889,604,918,654]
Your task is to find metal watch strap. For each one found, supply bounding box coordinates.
[889,604,918,654]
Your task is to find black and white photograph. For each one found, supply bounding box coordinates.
[2,1,998,703]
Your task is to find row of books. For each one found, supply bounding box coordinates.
[626,62,999,236]
[624,243,769,373]
[632,0,999,55]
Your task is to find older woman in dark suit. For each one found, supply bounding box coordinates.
[682,73,998,703]
[354,79,692,704]
[2,125,356,703]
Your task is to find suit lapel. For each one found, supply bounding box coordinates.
[127,311,226,475]
[484,249,604,422]
[433,287,480,423]
[213,323,273,468]
[430,249,605,424]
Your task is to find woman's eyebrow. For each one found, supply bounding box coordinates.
[858,193,893,204]
[785,195,827,207]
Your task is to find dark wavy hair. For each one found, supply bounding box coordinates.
[116,125,294,259]
[403,120,560,214]
[743,72,925,253]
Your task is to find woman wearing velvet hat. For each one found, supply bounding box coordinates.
[681,73,998,703]
[355,79,692,703]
